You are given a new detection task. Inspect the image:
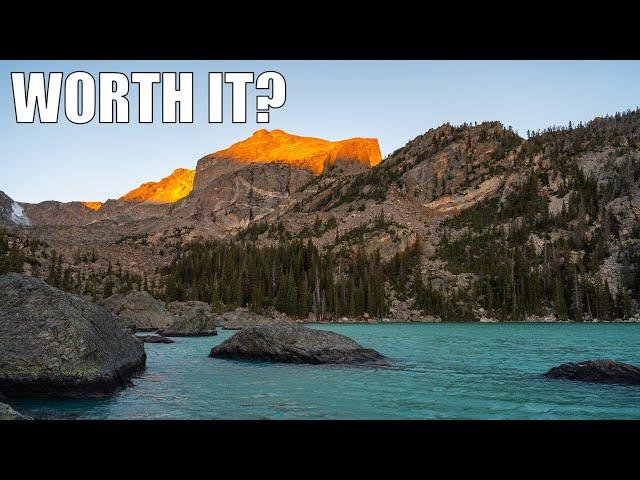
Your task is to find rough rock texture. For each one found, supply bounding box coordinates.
[161,309,217,337]
[544,359,640,385]
[122,168,195,204]
[180,160,314,236]
[102,291,175,332]
[81,201,103,211]
[400,122,514,205]
[139,335,174,344]
[0,273,146,397]
[21,200,96,226]
[167,300,212,316]
[14,113,640,324]
[218,307,294,330]
[210,325,384,364]
[205,129,381,175]
[0,191,30,228]
[0,402,31,420]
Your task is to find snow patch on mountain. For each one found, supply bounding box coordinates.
[10,202,30,226]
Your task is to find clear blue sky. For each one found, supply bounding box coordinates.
[2,60,640,203]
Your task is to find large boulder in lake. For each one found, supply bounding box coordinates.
[0,273,146,397]
[0,402,30,420]
[544,359,640,385]
[163,301,217,336]
[209,325,384,364]
[218,307,294,330]
[167,300,212,317]
[161,310,217,337]
[102,291,175,332]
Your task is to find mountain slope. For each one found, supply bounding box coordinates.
[0,191,30,228]
[6,111,640,322]
[14,130,382,232]
[122,168,195,204]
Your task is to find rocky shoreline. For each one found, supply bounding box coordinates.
[300,317,640,324]
[2,270,640,421]
[0,273,146,399]
[0,401,31,420]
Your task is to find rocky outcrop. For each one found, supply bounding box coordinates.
[400,122,517,205]
[0,191,30,228]
[102,291,175,332]
[0,273,146,397]
[122,168,195,204]
[179,160,313,236]
[203,129,381,176]
[18,169,193,227]
[0,402,31,420]
[21,200,97,226]
[544,359,640,385]
[139,335,174,344]
[218,307,294,330]
[167,300,212,316]
[210,325,384,364]
[161,308,217,337]
[81,201,103,211]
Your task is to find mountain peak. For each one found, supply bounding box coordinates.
[121,168,195,204]
[209,129,382,174]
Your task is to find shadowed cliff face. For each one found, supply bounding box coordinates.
[149,129,382,237]
[201,129,381,176]
[170,161,314,237]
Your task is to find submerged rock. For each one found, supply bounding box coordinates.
[0,273,146,398]
[139,335,174,344]
[210,325,384,364]
[102,291,175,332]
[544,359,640,385]
[0,402,31,420]
[163,302,217,336]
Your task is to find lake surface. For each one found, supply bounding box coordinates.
[9,323,640,419]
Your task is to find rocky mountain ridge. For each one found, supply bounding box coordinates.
[2,129,381,232]
[4,111,640,322]
[205,129,381,175]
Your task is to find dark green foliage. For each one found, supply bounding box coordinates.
[237,221,269,241]
[389,238,473,321]
[437,165,632,321]
[331,210,400,247]
[443,174,550,233]
[116,233,149,246]
[163,238,389,319]
[0,228,27,274]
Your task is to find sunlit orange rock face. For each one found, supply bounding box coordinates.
[122,168,195,204]
[209,129,382,175]
[81,202,103,211]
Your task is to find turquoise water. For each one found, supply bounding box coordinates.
[8,323,640,419]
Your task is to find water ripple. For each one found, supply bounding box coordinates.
[8,323,640,419]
